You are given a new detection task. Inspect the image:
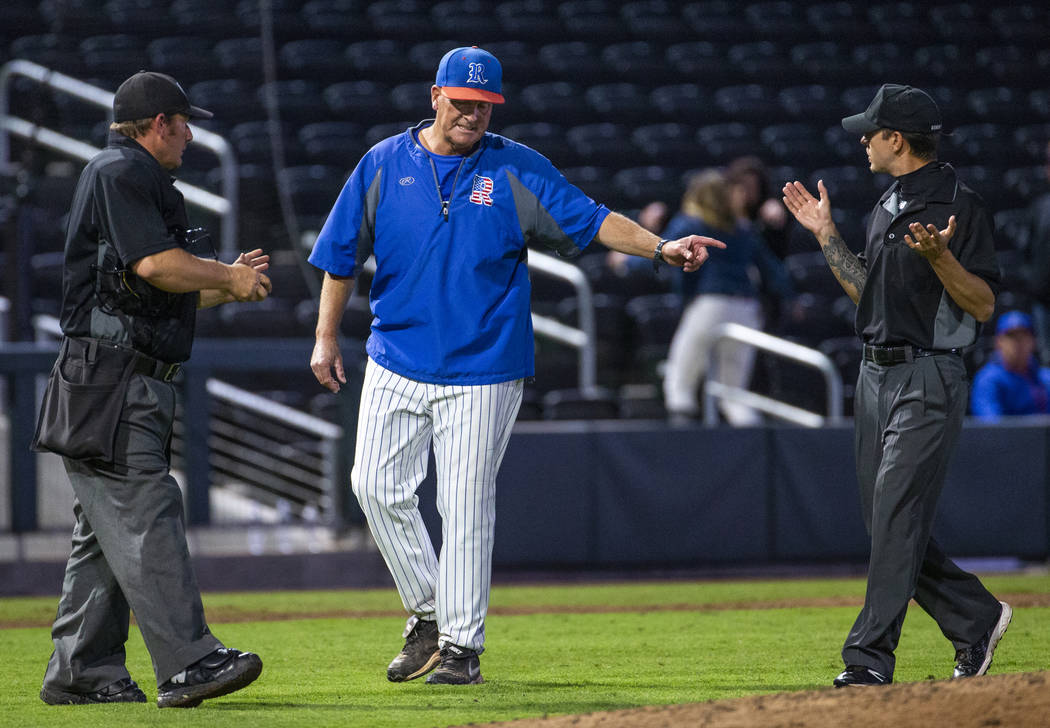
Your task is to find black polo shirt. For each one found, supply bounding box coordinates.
[856,162,1001,349]
[60,131,198,361]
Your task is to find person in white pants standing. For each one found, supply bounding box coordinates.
[308,46,725,684]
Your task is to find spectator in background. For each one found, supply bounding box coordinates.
[1022,141,1050,364]
[662,169,793,424]
[727,155,792,260]
[971,310,1050,420]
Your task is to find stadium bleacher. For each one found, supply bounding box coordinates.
[3,0,1050,419]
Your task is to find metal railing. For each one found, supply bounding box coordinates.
[0,60,239,255]
[703,322,844,427]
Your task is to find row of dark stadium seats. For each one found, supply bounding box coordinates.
[5,0,1047,49]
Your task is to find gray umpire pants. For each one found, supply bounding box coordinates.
[842,353,1001,677]
[42,373,221,692]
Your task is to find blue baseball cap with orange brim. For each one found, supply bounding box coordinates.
[435,46,505,104]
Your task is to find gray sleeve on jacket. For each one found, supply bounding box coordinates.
[505,170,581,258]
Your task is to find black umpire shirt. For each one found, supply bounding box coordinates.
[60,131,198,362]
[856,162,1001,349]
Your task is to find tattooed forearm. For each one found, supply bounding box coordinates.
[821,235,866,303]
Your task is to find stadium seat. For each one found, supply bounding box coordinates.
[367,0,434,40]
[105,0,178,38]
[912,45,966,88]
[389,81,434,117]
[866,2,923,41]
[364,122,416,147]
[1026,90,1050,123]
[790,41,863,86]
[79,35,149,86]
[726,41,792,84]
[499,123,579,168]
[681,0,752,38]
[277,165,349,232]
[664,42,746,87]
[324,81,395,124]
[951,123,1031,167]
[407,39,460,76]
[625,293,682,349]
[1004,166,1048,207]
[567,123,645,168]
[805,2,869,42]
[601,41,667,84]
[557,0,630,42]
[302,0,368,38]
[279,39,349,85]
[345,40,417,85]
[495,0,561,41]
[169,0,239,36]
[40,0,121,37]
[761,123,841,169]
[613,165,686,208]
[213,37,265,83]
[994,208,1032,252]
[234,0,310,40]
[298,122,368,169]
[650,84,717,124]
[480,40,542,83]
[713,85,782,124]
[988,5,1048,46]
[1013,123,1050,162]
[585,83,651,124]
[520,82,590,126]
[929,3,986,44]
[187,79,262,126]
[955,165,1013,212]
[966,88,1029,125]
[538,42,611,85]
[850,44,922,86]
[783,251,848,298]
[430,0,503,38]
[620,0,692,42]
[773,292,855,347]
[256,80,329,126]
[695,122,763,164]
[147,37,222,82]
[778,85,839,125]
[631,124,705,167]
[974,45,1035,90]
[744,1,812,43]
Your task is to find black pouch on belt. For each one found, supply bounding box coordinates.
[32,338,137,461]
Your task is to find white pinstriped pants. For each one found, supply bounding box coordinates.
[351,358,523,653]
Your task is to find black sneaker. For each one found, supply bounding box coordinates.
[387,618,440,682]
[833,665,891,688]
[953,601,1012,679]
[156,647,263,709]
[425,644,483,685]
[40,677,147,705]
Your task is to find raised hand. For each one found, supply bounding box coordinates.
[782,179,835,238]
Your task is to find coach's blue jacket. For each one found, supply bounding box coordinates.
[309,120,610,385]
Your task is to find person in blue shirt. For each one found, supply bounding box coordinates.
[308,46,725,686]
[971,310,1050,420]
[662,168,793,424]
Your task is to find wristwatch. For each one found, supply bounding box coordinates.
[653,239,668,270]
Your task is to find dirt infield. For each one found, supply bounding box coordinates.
[460,671,1050,728]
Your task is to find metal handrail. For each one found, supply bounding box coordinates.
[361,250,599,394]
[703,322,844,427]
[0,60,239,255]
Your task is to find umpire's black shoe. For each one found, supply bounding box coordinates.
[40,677,147,705]
[387,618,441,682]
[425,644,484,685]
[833,665,891,688]
[953,601,1013,679]
[157,647,263,708]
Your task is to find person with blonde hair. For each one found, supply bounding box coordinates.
[662,169,792,423]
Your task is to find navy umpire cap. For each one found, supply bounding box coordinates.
[113,71,213,122]
[435,46,505,104]
[841,84,941,136]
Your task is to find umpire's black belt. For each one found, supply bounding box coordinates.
[862,343,961,366]
[133,355,181,382]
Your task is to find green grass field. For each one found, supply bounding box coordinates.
[1,572,1047,728]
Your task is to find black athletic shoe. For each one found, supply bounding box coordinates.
[40,677,147,705]
[425,644,483,685]
[156,647,263,708]
[953,601,1013,679]
[833,665,891,688]
[387,618,441,682]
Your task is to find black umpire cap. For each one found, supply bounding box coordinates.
[113,71,213,122]
[841,84,942,136]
